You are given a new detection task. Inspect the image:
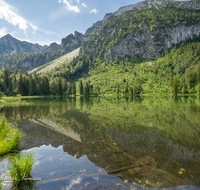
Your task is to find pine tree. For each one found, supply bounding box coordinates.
[79,80,84,95]
[43,77,50,95]
[85,81,90,96]
[72,83,76,96]
[17,73,24,95]
[12,75,17,94]
[125,81,129,96]
[63,80,68,94]
[29,75,36,96]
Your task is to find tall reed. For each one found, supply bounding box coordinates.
[8,152,36,189]
[0,117,20,156]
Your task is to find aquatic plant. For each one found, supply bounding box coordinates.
[8,152,36,189]
[0,117,20,156]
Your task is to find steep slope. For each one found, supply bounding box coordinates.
[81,0,200,60]
[28,47,80,74]
[61,31,89,55]
[85,0,200,36]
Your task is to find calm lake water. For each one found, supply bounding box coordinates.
[1,97,200,190]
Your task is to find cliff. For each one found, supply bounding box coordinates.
[81,0,200,60]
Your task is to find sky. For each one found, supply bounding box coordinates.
[0,0,142,46]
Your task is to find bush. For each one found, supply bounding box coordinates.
[0,117,20,156]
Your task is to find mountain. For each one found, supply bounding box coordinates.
[44,42,61,52]
[0,34,61,56]
[0,34,47,55]
[85,0,200,36]
[80,0,200,61]
[61,31,89,55]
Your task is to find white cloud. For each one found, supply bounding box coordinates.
[65,177,82,190]
[0,26,7,37]
[0,0,28,30]
[82,3,87,8]
[58,0,80,13]
[0,0,38,32]
[90,8,98,14]
[30,23,38,31]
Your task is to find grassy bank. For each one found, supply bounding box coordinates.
[0,117,20,156]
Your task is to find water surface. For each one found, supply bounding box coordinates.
[1,97,200,190]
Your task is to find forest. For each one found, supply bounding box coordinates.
[0,37,200,98]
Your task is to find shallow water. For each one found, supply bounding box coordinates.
[1,97,200,190]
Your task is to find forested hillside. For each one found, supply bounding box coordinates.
[0,49,61,73]
[0,39,199,97]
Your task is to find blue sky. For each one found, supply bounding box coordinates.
[0,0,142,45]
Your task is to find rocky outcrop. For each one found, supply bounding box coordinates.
[103,23,200,60]
[81,0,200,61]
[84,0,200,37]
[44,42,61,51]
[61,31,89,55]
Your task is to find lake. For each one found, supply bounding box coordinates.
[1,97,200,190]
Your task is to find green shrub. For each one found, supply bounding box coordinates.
[0,117,20,156]
[8,152,35,189]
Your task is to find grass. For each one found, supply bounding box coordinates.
[0,180,1,190]
[8,152,36,189]
[0,117,21,156]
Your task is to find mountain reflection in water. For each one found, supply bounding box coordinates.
[1,97,200,190]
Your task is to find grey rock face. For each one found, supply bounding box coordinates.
[85,0,200,37]
[44,42,61,51]
[104,23,200,60]
[61,31,89,55]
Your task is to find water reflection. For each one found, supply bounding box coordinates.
[1,97,200,189]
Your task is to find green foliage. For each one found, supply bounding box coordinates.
[82,6,200,59]
[8,152,35,189]
[0,116,20,156]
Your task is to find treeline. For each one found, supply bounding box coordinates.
[0,69,97,97]
[0,49,61,72]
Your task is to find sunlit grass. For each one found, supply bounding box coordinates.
[0,117,20,156]
[8,152,36,189]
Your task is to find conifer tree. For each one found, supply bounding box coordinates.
[63,80,68,94]
[125,81,129,96]
[17,73,24,95]
[79,80,84,95]
[72,83,76,96]
[29,75,36,96]
[44,77,50,95]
